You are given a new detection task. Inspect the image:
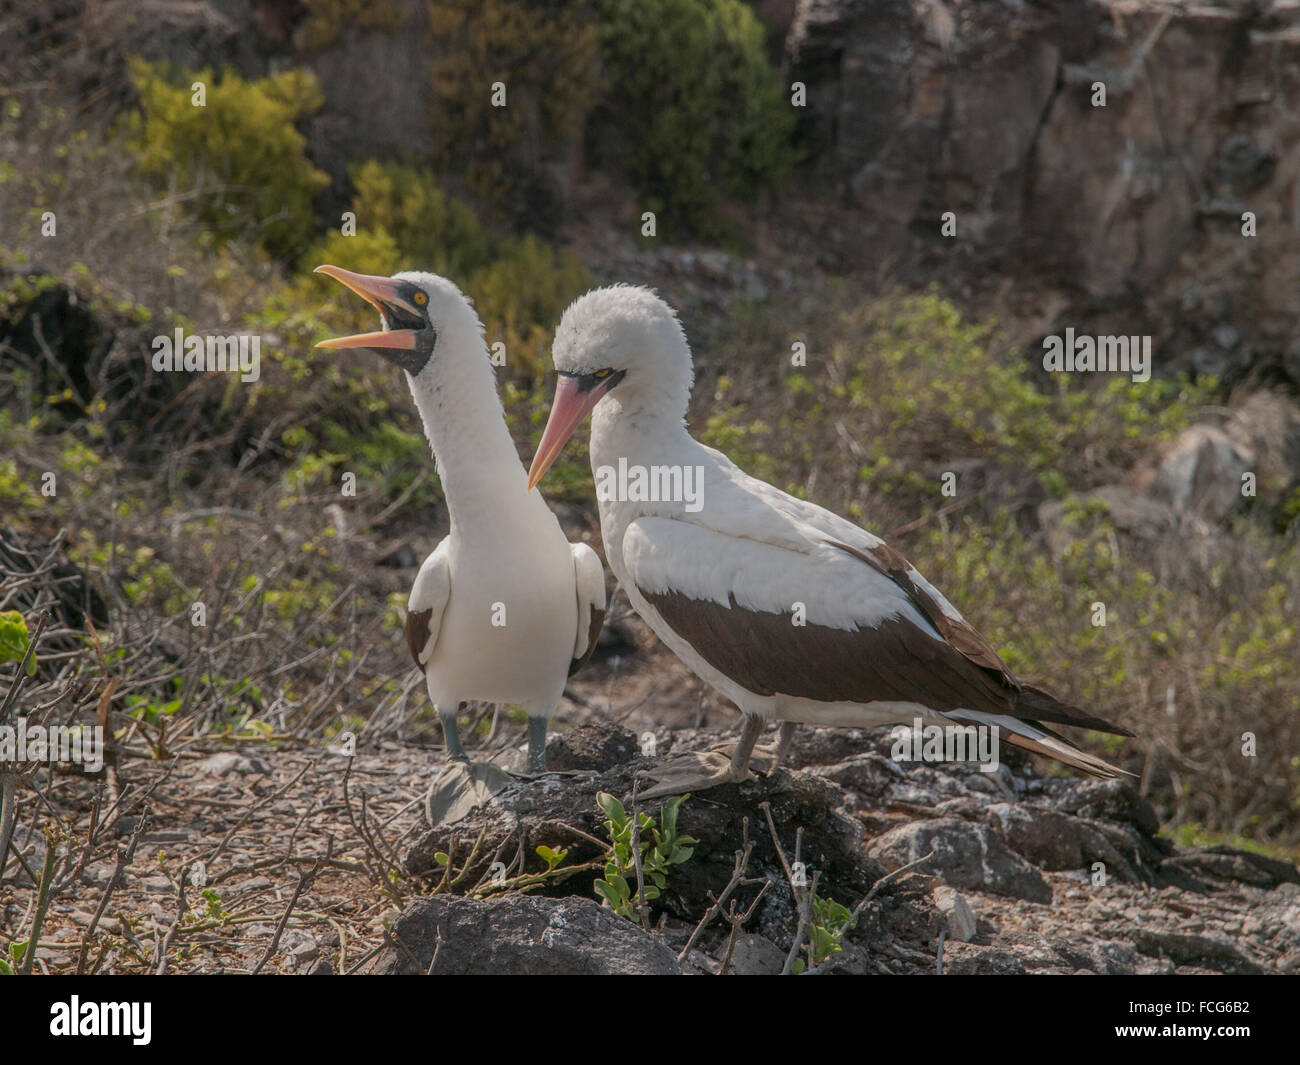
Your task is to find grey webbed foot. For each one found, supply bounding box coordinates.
[424,760,514,826]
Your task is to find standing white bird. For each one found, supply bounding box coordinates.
[315,266,605,807]
[526,285,1131,797]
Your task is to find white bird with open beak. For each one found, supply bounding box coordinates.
[316,266,605,819]
[527,285,1131,798]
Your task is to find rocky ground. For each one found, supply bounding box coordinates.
[9,702,1294,975]
[369,719,1300,975]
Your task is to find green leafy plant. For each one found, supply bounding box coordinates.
[595,0,798,234]
[1,940,27,974]
[124,693,182,728]
[593,791,696,922]
[300,160,492,283]
[467,235,593,378]
[200,889,228,921]
[426,0,599,214]
[125,60,329,259]
[792,894,855,973]
[0,611,36,677]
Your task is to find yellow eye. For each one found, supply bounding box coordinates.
[594,368,611,378]
[413,291,428,306]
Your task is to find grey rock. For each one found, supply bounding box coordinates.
[1051,778,1161,836]
[386,726,1298,976]
[726,934,786,975]
[359,895,681,975]
[405,760,886,923]
[1130,929,1268,975]
[1225,393,1300,487]
[1161,846,1300,890]
[785,2,1300,383]
[983,802,1142,884]
[193,752,260,777]
[868,818,1052,903]
[932,885,977,942]
[282,929,318,963]
[1156,425,1253,522]
[942,947,1027,975]
[1039,487,1206,554]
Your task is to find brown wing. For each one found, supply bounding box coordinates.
[405,608,434,668]
[640,589,1017,716]
[827,539,1131,736]
[827,539,1014,681]
[569,607,605,677]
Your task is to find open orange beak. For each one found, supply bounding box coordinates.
[527,374,609,491]
[313,264,420,351]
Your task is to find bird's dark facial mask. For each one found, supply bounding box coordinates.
[526,367,626,490]
[314,265,437,376]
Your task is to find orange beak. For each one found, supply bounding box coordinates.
[313,264,419,351]
[527,375,608,491]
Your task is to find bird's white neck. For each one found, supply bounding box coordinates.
[590,388,696,470]
[405,317,534,538]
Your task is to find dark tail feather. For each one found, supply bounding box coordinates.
[1015,684,1133,737]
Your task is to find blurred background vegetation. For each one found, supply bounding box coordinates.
[0,0,1296,854]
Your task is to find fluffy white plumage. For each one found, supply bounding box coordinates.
[320,269,604,777]
[537,285,1127,785]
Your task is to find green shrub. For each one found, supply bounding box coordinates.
[125,60,329,259]
[918,507,1300,842]
[295,162,592,380]
[298,0,403,50]
[467,235,593,377]
[303,228,405,288]
[701,291,1217,515]
[426,0,600,215]
[303,159,493,279]
[595,0,798,234]
[281,418,439,511]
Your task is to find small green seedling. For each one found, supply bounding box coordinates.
[593,791,697,923]
[0,611,35,676]
[793,894,855,973]
[200,889,227,921]
[1,940,28,974]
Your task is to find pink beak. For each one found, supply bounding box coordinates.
[313,264,419,351]
[527,375,608,491]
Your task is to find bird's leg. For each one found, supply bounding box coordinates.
[774,721,796,766]
[525,716,548,776]
[726,714,766,782]
[707,719,794,774]
[439,706,468,762]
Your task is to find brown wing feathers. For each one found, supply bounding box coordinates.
[827,538,1129,737]
[641,537,1129,739]
[827,539,1014,680]
[569,608,606,677]
[405,608,433,668]
[640,590,1015,716]
[1015,683,1134,737]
